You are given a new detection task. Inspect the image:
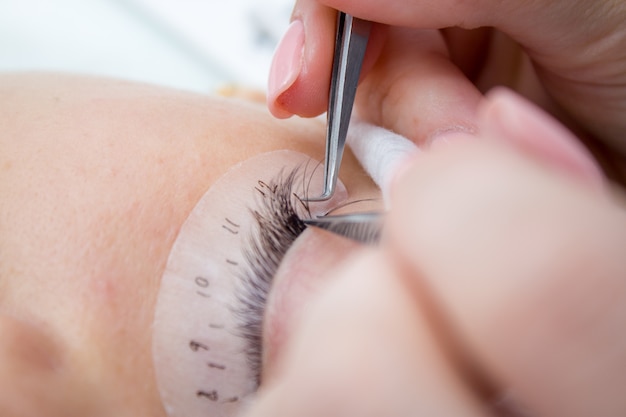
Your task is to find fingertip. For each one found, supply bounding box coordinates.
[267,0,336,118]
[268,78,329,119]
[267,20,305,119]
[384,117,626,417]
[480,87,605,190]
[267,93,296,119]
[267,2,387,119]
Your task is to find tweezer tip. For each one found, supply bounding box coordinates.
[302,212,383,245]
[301,191,333,202]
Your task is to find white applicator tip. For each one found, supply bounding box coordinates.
[347,119,419,206]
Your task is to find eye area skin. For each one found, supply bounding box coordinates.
[0,73,380,416]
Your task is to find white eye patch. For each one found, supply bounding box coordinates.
[152,150,347,417]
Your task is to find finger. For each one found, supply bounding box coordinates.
[355,27,482,145]
[245,251,492,417]
[267,0,386,118]
[481,88,605,188]
[440,27,493,84]
[387,117,626,415]
[319,0,616,50]
[318,0,626,148]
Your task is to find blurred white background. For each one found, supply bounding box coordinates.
[0,0,293,92]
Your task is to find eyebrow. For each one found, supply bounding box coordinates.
[234,167,308,386]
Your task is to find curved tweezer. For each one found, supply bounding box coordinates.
[306,12,372,201]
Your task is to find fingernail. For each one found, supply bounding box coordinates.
[267,20,305,118]
[482,88,604,188]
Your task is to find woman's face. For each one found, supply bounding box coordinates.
[0,74,381,416]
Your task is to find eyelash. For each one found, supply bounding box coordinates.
[234,167,310,387]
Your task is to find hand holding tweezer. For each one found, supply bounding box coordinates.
[304,13,384,245]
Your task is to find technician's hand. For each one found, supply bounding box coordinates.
[267,0,626,163]
[245,90,626,416]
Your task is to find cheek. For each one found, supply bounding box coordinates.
[0,314,95,415]
[262,228,364,382]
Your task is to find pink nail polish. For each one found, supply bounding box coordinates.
[267,20,305,118]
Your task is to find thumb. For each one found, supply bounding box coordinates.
[319,0,620,56]
[267,0,386,118]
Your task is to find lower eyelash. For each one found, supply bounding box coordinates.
[234,167,309,387]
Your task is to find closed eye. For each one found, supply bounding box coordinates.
[234,167,310,386]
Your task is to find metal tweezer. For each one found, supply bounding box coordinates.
[306,12,372,201]
[303,13,383,244]
[303,212,384,245]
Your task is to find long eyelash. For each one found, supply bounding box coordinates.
[234,167,309,387]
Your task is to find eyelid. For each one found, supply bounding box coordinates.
[235,164,350,385]
[152,151,347,417]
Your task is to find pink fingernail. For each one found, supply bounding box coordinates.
[482,88,604,188]
[267,20,305,118]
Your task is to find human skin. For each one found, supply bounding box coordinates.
[268,0,626,167]
[247,89,626,417]
[3,74,625,416]
[0,73,380,416]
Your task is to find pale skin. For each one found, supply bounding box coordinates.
[249,85,626,417]
[252,90,626,416]
[0,73,379,416]
[268,0,626,173]
[2,68,626,416]
[253,0,626,412]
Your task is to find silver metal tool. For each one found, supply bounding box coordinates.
[303,212,383,245]
[303,13,381,244]
[306,12,372,201]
